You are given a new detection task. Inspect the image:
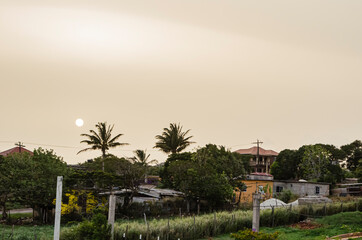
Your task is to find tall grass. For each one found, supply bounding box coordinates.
[59,198,362,240]
[0,225,54,240]
[112,198,362,240]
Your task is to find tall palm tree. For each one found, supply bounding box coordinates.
[78,122,128,170]
[154,123,194,154]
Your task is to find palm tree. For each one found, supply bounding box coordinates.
[130,149,158,167]
[154,123,194,154]
[130,149,158,183]
[78,122,128,170]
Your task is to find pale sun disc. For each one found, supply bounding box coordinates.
[75,118,84,127]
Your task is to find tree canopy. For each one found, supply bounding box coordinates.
[160,144,249,208]
[0,148,69,222]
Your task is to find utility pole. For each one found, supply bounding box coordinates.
[15,142,25,153]
[252,139,263,165]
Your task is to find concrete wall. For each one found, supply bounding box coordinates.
[273,181,329,197]
[235,180,273,203]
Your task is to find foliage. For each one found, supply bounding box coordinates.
[154,123,194,154]
[340,140,362,172]
[356,159,362,182]
[130,149,158,181]
[261,211,362,240]
[298,145,330,181]
[270,149,298,180]
[275,190,292,203]
[78,122,129,158]
[193,144,250,179]
[271,144,345,184]
[61,213,111,240]
[59,198,362,240]
[0,225,55,240]
[231,229,279,240]
[130,149,158,167]
[0,148,69,223]
[160,145,249,208]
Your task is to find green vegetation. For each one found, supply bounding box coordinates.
[61,213,111,240]
[0,149,69,223]
[108,199,361,240]
[0,225,54,240]
[160,144,250,209]
[78,122,129,158]
[209,212,362,240]
[154,123,195,154]
[0,212,32,220]
[275,190,299,204]
[231,229,279,240]
[270,144,345,183]
[262,211,362,240]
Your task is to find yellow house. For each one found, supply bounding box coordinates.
[234,173,274,203]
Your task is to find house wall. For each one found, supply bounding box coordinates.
[235,180,274,203]
[273,181,329,197]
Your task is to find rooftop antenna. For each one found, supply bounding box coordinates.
[15,142,25,153]
[252,139,263,164]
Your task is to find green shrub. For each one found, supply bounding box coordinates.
[275,190,292,203]
[61,213,111,240]
[231,228,279,240]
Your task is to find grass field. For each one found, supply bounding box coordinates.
[1,210,360,240]
[208,211,362,240]
[0,225,54,240]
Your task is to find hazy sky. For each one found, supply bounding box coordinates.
[1,0,361,164]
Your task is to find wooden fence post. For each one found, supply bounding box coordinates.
[271,206,275,227]
[167,217,170,240]
[341,202,343,213]
[125,225,128,240]
[34,225,37,240]
[213,212,216,235]
[193,215,196,240]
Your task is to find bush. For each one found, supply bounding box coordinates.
[61,213,111,240]
[275,190,292,203]
[231,228,279,240]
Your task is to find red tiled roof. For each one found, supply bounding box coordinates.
[0,147,33,156]
[234,146,278,156]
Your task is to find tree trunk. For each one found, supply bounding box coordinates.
[1,203,7,220]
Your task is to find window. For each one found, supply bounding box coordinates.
[315,186,320,194]
[276,186,283,193]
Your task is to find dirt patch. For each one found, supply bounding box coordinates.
[290,219,323,230]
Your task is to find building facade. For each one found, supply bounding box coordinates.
[273,180,330,197]
[234,146,278,174]
[234,173,274,203]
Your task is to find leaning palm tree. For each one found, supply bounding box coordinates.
[77,122,128,170]
[154,123,194,154]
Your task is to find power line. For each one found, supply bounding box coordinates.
[0,140,159,152]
